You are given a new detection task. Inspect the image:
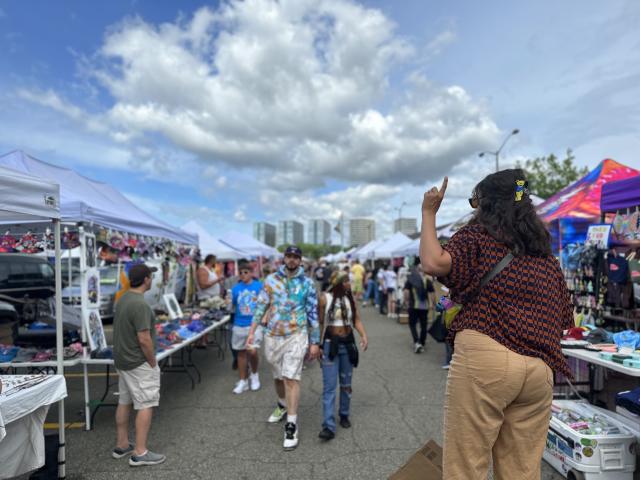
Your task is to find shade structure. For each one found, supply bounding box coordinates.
[182,221,249,260]
[393,237,420,257]
[355,240,383,261]
[372,232,412,259]
[218,231,279,258]
[0,165,67,478]
[600,175,640,213]
[0,150,197,244]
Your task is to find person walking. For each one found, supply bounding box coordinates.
[350,259,365,304]
[403,261,435,353]
[376,266,387,315]
[231,262,263,394]
[317,272,368,441]
[112,264,166,467]
[246,245,320,451]
[383,264,398,317]
[419,170,574,480]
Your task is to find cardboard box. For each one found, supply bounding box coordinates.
[397,313,409,325]
[389,439,443,480]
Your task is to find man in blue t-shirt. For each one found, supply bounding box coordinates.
[231,263,263,394]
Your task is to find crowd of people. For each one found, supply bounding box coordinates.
[110,168,574,480]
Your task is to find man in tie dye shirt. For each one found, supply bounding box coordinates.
[247,245,320,451]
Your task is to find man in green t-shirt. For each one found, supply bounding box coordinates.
[111,263,166,467]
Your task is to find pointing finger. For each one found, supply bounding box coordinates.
[440,177,449,196]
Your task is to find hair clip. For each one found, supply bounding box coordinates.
[515,180,528,202]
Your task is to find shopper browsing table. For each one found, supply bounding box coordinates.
[246,245,320,451]
[317,271,368,441]
[419,170,574,480]
[112,264,166,467]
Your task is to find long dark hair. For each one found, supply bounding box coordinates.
[469,169,551,257]
[328,281,356,324]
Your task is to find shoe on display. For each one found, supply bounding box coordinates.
[112,443,134,459]
[128,450,166,467]
[413,342,421,354]
[318,427,335,440]
[339,416,351,429]
[268,404,287,423]
[249,373,261,391]
[441,364,450,370]
[283,422,299,450]
[233,379,249,394]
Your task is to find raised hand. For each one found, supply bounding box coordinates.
[422,177,448,215]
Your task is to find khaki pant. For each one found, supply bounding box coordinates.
[444,330,553,480]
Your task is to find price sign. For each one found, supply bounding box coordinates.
[586,224,612,250]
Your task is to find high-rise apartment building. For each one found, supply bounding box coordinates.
[253,222,276,247]
[277,220,304,246]
[393,218,418,236]
[307,219,331,245]
[349,219,376,247]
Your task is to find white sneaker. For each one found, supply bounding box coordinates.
[414,342,421,354]
[233,379,249,394]
[249,373,261,391]
[283,422,299,450]
[442,364,450,370]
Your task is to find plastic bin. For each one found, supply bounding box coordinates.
[544,400,637,480]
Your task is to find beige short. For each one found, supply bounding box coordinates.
[264,331,309,381]
[117,362,161,410]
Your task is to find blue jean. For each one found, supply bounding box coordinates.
[364,279,377,304]
[321,339,353,433]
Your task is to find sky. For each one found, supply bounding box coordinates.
[1,0,639,245]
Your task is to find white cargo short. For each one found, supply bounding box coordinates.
[117,362,160,410]
[263,331,308,381]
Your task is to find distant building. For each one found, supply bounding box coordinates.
[307,219,331,245]
[349,219,376,247]
[253,222,276,247]
[277,220,304,246]
[393,218,417,236]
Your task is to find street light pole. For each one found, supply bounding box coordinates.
[394,202,408,233]
[478,128,519,172]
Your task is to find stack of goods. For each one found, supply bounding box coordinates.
[153,311,215,353]
[0,342,84,364]
[563,244,601,311]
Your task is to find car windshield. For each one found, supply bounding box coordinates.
[99,266,120,285]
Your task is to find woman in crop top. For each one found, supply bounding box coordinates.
[317,271,368,441]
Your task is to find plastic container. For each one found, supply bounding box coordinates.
[544,400,637,480]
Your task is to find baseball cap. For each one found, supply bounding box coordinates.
[128,263,158,287]
[284,245,302,258]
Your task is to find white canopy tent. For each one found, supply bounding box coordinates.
[0,150,196,244]
[393,237,420,257]
[372,232,412,259]
[0,165,66,478]
[182,221,249,260]
[355,239,384,262]
[219,231,279,258]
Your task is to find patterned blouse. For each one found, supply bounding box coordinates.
[440,224,574,376]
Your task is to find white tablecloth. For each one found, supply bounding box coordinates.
[0,375,67,479]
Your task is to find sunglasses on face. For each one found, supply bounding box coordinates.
[240,271,251,275]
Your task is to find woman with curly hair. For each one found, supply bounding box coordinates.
[420,169,574,480]
[317,271,368,441]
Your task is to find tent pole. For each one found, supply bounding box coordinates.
[54,219,66,479]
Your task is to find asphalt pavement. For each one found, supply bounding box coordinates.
[34,306,562,479]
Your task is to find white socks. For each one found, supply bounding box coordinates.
[287,414,297,425]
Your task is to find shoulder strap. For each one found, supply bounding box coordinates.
[480,252,514,288]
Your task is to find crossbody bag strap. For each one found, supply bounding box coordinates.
[480,252,514,289]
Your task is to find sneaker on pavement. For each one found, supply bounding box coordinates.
[442,364,450,370]
[413,342,421,354]
[249,373,261,391]
[339,416,352,429]
[318,427,335,440]
[418,344,425,353]
[112,443,134,459]
[268,404,287,423]
[233,379,249,394]
[129,450,166,467]
[283,422,299,450]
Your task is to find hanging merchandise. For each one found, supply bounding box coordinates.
[80,231,105,353]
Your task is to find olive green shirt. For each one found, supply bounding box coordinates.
[113,291,156,371]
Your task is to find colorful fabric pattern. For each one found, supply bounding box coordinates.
[252,266,320,344]
[232,280,262,327]
[440,224,575,376]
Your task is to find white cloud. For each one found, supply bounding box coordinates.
[19,0,498,190]
[233,206,247,222]
[425,29,456,57]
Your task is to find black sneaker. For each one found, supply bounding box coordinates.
[318,427,335,441]
[283,422,298,450]
[340,416,351,429]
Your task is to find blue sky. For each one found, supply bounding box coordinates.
[1,0,639,243]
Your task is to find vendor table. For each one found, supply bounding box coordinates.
[0,375,67,479]
[81,315,231,430]
[562,348,640,403]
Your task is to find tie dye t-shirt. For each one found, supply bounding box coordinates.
[252,266,320,344]
[232,279,263,327]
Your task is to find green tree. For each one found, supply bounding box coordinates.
[518,149,588,199]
